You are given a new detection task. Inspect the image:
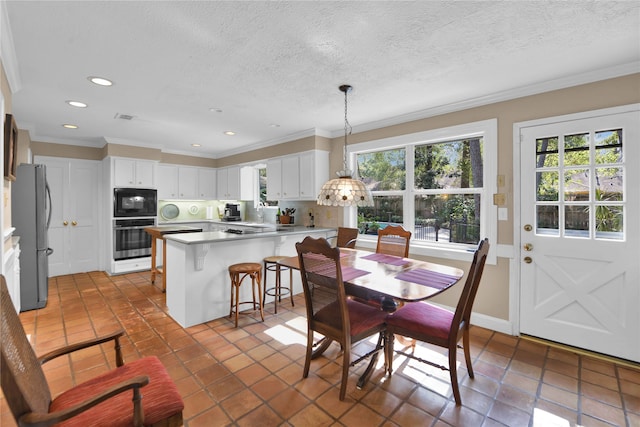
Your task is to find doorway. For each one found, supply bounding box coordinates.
[517,105,639,362]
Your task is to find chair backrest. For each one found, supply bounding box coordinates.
[451,238,490,335]
[376,225,412,257]
[295,237,350,340]
[0,275,52,421]
[336,227,358,249]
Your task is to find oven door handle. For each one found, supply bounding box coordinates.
[114,226,148,231]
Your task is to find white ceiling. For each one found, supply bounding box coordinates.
[3,1,639,159]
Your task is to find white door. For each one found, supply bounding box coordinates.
[519,108,640,362]
[39,157,100,276]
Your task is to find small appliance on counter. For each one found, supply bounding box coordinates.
[222,203,241,221]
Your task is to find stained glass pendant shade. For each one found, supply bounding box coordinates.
[317,85,374,207]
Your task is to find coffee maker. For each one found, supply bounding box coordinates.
[223,203,241,221]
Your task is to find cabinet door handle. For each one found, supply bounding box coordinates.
[63,221,68,226]
[72,221,78,226]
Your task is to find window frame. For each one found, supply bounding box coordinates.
[344,119,498,264]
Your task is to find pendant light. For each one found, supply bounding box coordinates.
[317,85,374,207]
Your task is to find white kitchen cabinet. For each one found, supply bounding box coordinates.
[178,167,198,199]
[299,151,329,200]
[217,166,253,200]
[157,165,216,200]
[114,158,155,188]
[157,164,179,198]
[267,151,328,201]
[197,168,216,199]
[36,157,101,276]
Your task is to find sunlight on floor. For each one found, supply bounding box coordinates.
[532,408,576,427]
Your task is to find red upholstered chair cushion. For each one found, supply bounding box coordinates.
[50,356,183,427]
[315,299,387,337]
[386,301,453,341]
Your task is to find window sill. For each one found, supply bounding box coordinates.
[355,235,478,263]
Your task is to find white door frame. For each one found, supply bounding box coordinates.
[511,103,640,339]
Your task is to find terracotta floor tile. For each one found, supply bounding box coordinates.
[252,375,290,401]
[187,404,232,427]
[220,388,263,420]
[287,403,334,427]
[237,404,284,427]
[2,272,635,427]
[268,387,311,419]
[582,396,627,426]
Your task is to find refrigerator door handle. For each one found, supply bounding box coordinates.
[45,181,53,229]
[46,248,54,256]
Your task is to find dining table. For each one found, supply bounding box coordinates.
[278,247,465,389]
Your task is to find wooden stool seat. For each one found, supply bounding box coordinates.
[263,256,294,314]
[228,262,264,327]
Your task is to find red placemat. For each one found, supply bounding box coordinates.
[394,269,460,289]
[361,252,408,266]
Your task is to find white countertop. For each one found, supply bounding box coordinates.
[164,226,333,245]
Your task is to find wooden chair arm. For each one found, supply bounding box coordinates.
[18,375,150,427]
[37,329,125,367]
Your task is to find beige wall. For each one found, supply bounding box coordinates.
[11,72,640,323]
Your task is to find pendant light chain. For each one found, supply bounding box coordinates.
[343,87,352,172]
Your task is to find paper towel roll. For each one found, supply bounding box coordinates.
[206,206,214,219]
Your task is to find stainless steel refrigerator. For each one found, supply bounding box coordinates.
[12,164,53,311]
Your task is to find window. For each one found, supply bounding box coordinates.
[347,119,497,262]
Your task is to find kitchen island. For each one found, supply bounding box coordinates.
[164,227,333,327]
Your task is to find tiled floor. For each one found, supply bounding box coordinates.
[1,271,639,427]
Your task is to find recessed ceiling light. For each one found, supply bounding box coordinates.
[209,108,223,113]
[62,124,78,129]
[269,123,280,128]
[66,100,88,108]
[88,76,113,86]
[191,143,201,147]
[224,131,235,136]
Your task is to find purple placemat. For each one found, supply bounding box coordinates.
[361,252,407,266]
[307,264,370,281]
[394,268,460,289]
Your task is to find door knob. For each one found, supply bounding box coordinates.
[524,224,532,232]
[63,221,68,226]
[524,256,532,264]
[524,243,533,251]
[72,221,77,226]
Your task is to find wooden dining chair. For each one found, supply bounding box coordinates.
[336,227,359,248]
[376,225,412,257]
[0,275,184,427]
[296,236,388,400]
[385,238,490,405]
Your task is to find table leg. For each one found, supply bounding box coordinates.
[150,237,157,284]
[162,238,167,292]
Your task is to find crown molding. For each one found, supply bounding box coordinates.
[0,3,22,93]
[335,62,640,138]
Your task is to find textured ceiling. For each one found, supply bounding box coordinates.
[3,1,639,158]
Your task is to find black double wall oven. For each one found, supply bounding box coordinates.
[113,188,157,261]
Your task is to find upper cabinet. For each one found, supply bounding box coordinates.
[113,158,155,188]
[157,164,216,200]
[267,151,328,201]
[217,166,254,200]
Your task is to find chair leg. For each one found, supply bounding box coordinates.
[303,331,313,378]
[449,347,462,405]
[255,271,264,322]
[339,342,351,401]
[288,268,294,307]
[463,327,474,378]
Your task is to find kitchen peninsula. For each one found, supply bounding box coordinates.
[164,226,333,327]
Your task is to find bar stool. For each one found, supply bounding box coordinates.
[263,256,294,314]
[228,262,264,327]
